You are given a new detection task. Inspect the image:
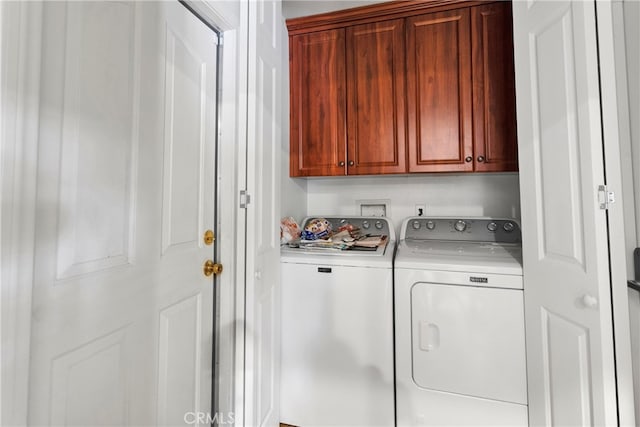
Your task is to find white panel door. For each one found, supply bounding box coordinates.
[28,2,218,425]
[512,1,618,426]
[155,3,218,425]
[244,0,282,426]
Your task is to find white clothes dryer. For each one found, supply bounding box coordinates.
[395,217,528,427]
[280,216,396,427]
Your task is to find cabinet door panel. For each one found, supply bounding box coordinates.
[407,9,473,173]
[289,30,346,177]
[472,2,518,172]
[346,19,406,175]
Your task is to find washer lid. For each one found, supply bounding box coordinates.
[280,240,395,268]
[395,240,523,275]
[281,240,389,257]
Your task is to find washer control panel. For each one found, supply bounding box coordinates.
[403,217,521,243]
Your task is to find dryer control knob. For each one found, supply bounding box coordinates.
[426,221,435,230]
[503,222,515,233]
[375,220,383,230]
[412,221,421,230]
[487,222,498,232]
[454,220,467,232]
[362,221,370,230]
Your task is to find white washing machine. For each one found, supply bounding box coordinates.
[395,217,528,427]
[280,216,395,427]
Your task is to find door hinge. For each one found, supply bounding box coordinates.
[240,190,251,209]
[598,185,615,210]
[217,33,224,46]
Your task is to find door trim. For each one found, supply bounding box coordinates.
[1,2,43,424]
[596,1,637,424]
[185,1,249,423]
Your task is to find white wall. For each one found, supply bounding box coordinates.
[305,173,521,234]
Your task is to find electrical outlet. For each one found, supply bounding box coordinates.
[415,204,426,216]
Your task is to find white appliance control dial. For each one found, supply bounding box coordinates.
[426,221,435,230]
[412,221,421,230]
[503,222,515,233]
[487,222,498,232]
[454,220,467,232]
[375,220,384,230]
[362,221,370,230]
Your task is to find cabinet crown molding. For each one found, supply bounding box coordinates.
[286,0,492,34]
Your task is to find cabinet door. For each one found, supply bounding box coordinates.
[346,19,406,175]
[289,30,346,177]
[471,2,518,172]
[406,9,473,173]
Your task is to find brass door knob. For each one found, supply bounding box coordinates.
[203,260,223,277]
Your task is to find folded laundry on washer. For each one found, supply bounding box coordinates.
[280,216,301,244]
[286,232,387,251]
[300,217,332,240]
[353,235,388,248]
[331,229,356,242]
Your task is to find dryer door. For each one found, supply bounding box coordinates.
[411,282,527,404]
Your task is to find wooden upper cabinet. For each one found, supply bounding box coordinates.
[406,8,473,173]
[471,2,518,172]
[287,1,519,177]
[346,19,406,175]
[289,29,346,177]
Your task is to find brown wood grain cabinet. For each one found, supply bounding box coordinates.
[287,0,518,177]
[346,19,407,175]
[406,8,473,173]
[471,2,518,172]
[289,29,346,177]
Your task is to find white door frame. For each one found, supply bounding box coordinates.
[1,2,43,424]
[181,1,250,423]
[596,1,637,425]
[0,1,248,424]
